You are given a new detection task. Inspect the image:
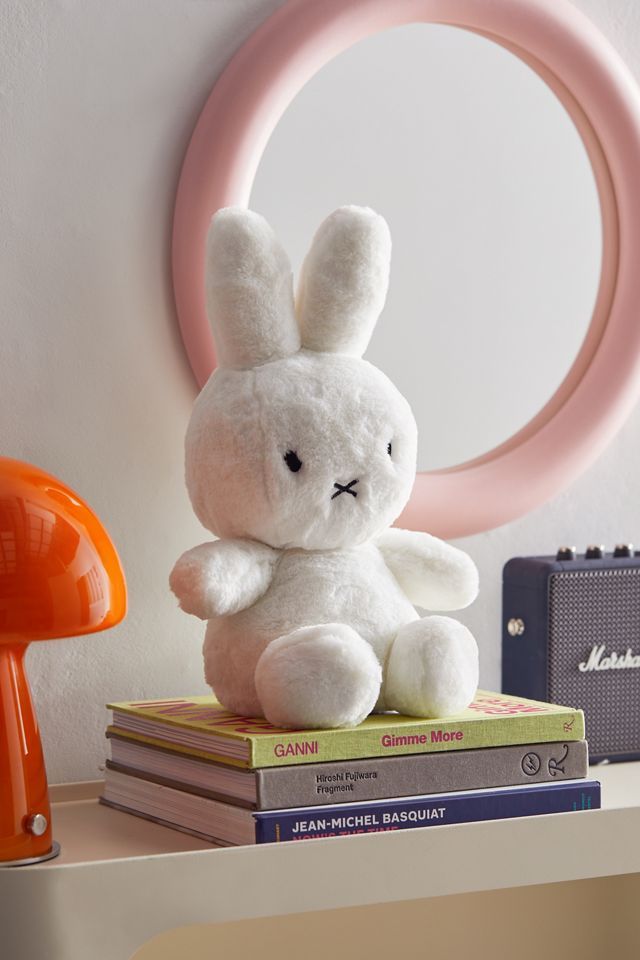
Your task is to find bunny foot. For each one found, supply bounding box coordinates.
[383,616,478,718]
[255,624,382,729]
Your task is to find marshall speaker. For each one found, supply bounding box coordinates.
[502,545,640,763]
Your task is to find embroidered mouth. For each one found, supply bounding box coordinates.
[331,479,359,500]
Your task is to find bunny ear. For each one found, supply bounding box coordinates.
[296,206,391,357]
[206,208,300,369]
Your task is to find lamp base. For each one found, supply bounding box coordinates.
[0,841,61,868]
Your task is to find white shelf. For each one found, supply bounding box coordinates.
[2,763,640,960]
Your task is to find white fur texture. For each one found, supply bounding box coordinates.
[376,528,479,610]
[255,624,382,729]
[171,206,479,727]
[206,208,299,368]
[185,351,416,551]
[170,540,277,619]
[384,617,479,718]
[297,206,391,356]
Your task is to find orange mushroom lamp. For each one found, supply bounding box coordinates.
[0,457,126,866]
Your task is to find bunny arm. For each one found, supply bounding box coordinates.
[376,528,479,611]
[170,539,279,620]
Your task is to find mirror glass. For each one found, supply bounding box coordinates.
[251,23,602,471]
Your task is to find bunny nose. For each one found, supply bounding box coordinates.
[331,479,359,500]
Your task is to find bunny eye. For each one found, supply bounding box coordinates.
[284,450,302,473]
[387,442,393,457]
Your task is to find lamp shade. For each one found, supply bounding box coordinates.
[0,457,126,642]
[0,457,127,865]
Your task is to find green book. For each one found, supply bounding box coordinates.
[107,691,585,770]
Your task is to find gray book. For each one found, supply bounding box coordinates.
[106,735,588,810]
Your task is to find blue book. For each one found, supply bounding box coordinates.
[254,780,601,843]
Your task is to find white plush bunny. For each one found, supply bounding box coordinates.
[170,206,479,729]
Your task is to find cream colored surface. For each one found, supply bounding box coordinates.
[48,791,217,863]
[0,763,639,960]
[131,876,640,960]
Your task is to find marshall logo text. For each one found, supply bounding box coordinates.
[578,644,640,672]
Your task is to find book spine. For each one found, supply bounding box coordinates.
[249,708,586,768]
[253,780,601,843]
[255,740,589,809]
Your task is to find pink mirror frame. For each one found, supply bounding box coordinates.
[173,0,640,539]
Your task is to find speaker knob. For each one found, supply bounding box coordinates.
[613,544,633,558]
[556,546,576,561]
[585,545,604,559]
[26,813,48,836]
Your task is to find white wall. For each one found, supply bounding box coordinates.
[1,0,639,783]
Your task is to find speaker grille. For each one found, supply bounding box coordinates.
[548,569,640,758]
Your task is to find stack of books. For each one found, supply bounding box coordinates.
[100,691,600,845]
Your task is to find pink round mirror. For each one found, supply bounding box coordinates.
[173,0,640,539]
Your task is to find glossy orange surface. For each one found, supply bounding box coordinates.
[0,457,127,863]
[0,457,126,642]
[0,645,52,861]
